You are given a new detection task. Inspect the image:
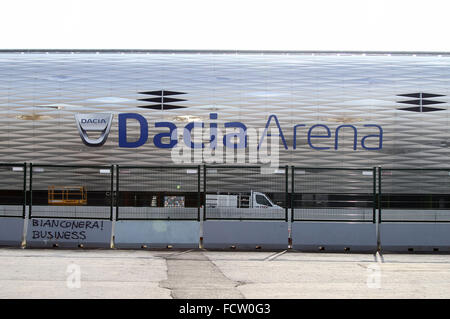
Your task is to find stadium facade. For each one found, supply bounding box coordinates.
[1,50,449,168]
[2,50,450,251]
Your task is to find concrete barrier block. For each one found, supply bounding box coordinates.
[0,217,24,247]
[291,222,377,252]
[26,218,112,248]
[380,223,450,252]
[114,220,200,249]
[203,220,288,250]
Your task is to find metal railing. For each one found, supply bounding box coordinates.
[29,164,114,220]
[116,165,201,221]
[0,163,26,218]
[203,165,288,221]
[0,163,449,224]
[291,167,376,222]
[379,168,450,223]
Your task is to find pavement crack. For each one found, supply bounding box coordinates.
[160,251,245,299]
[234,280,247,288]
[156,252,176,299]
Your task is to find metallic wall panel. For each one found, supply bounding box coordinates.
[1,52,450,191]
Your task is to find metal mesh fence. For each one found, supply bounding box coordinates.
[116,166,200,220]
[21,164,450,223]
[380,168,450,222]
[292,167,376,222]
[29,164,113,220]
[0,163,26,218]
[204,166,288,220]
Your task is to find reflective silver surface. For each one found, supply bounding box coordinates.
[0,51,449,169]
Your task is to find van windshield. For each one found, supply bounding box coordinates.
[256,194,272,206]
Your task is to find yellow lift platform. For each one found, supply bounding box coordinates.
[48,185,87,205]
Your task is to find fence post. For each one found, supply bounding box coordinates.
[22,162,27,219]
[377,166,382,252]
[203,164,206,221]
[285,165,288,222]
[378,167,382,224]
[372,167,376,224]
[291,166,295,223]
[197,165,201,221]
[29,163,32,218]
[110,165,114,221]
[116,165,120,221]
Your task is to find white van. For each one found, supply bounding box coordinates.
[206,191,282,209]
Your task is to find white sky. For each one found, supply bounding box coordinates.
[1,0,450,51]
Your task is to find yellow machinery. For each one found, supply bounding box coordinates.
[48,186,87,205]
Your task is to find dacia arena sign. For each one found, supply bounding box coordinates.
[75,113,383,151]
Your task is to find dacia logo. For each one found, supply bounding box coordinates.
[75,113,113,147]
[80,118,107,124]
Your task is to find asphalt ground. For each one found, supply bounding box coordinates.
[0,248,449,298]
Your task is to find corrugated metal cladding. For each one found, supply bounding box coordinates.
[0,51,449,168]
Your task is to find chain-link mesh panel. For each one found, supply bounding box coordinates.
[292,168,375,222]
[380,169,450,222]
[117,166,200,220]
[204,166,287,220]
[30,165,113,219]
[0,164,26,217]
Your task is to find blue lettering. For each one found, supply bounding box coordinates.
[361,124,383,150]
[308,124,331,150]
[153,122,177,148]
[335,125,357,150]
[184,122,204,149]
[118,113,148,148]
[293,124,306,149]
[114,112,383,152]
[258,115,288,150]
[223,122,247,148]
[210,113,218,149]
